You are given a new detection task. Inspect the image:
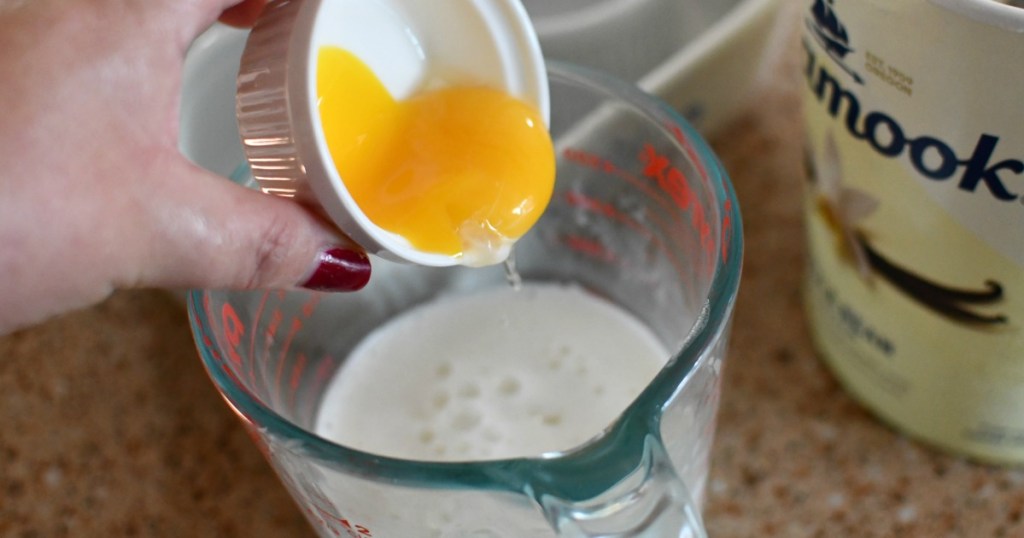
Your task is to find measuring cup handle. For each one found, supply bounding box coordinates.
[535,436,707,538]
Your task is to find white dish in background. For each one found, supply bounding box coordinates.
[638,0,786,135]
[518,0,786,135]
[520,0,724,83]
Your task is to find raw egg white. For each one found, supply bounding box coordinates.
[317,46,556,266]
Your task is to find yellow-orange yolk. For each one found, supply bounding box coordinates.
[316,46,556,263]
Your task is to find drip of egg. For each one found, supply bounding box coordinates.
[317,46,556,266]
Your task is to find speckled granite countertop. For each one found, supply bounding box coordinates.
[3,27,1024,538]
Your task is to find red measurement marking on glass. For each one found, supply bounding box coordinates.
[639,142,716,269]
[640,143,694,210]
[273,318,303,408]
[287,352,307,411]
[307,508,373,538]
[563,175,693,283]
[266,309,284,338]
[200,332,221,363]
[289,353,307,392]
[221,303,245,367]
[665,123,733,264]
[306,490,374,537]
[309,355,338,410]
[301,292,321,318]
[264,308,284,368]
[562,147,673,213]
[563,234,615,262]
[561,170,696,282]
[248,290,271,388]
[563,191,649,235]
[341,520,372,537]
[666,122,709,182]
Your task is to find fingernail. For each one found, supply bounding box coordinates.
[302,247,371,292]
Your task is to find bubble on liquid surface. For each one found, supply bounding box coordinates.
[498,376,521,396]
[451,410,482,432]
[458,383,481,399]
[433,391,451,410]
[542,413,563,427]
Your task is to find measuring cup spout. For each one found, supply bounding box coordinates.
[531,435,707,538]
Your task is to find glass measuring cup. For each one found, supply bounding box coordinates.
[187,60,741,537]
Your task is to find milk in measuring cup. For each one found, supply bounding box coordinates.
[314,283,668,460]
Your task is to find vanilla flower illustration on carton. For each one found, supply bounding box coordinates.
[810,132,878,281]
[807,132,1007,326]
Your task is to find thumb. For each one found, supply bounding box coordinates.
[133,159,371,292]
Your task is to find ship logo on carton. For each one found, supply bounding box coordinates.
[807,0,863,84]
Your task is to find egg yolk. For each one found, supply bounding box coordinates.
[316,46,556,264]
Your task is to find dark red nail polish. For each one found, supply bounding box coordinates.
[302,248,371,292]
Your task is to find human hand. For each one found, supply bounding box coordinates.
[0,0,371,334]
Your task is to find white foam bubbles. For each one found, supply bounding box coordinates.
[313,283,668,461]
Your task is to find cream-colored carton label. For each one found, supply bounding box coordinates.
[800,0,1024,464]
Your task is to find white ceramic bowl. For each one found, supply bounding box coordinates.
[234,0,548,266]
